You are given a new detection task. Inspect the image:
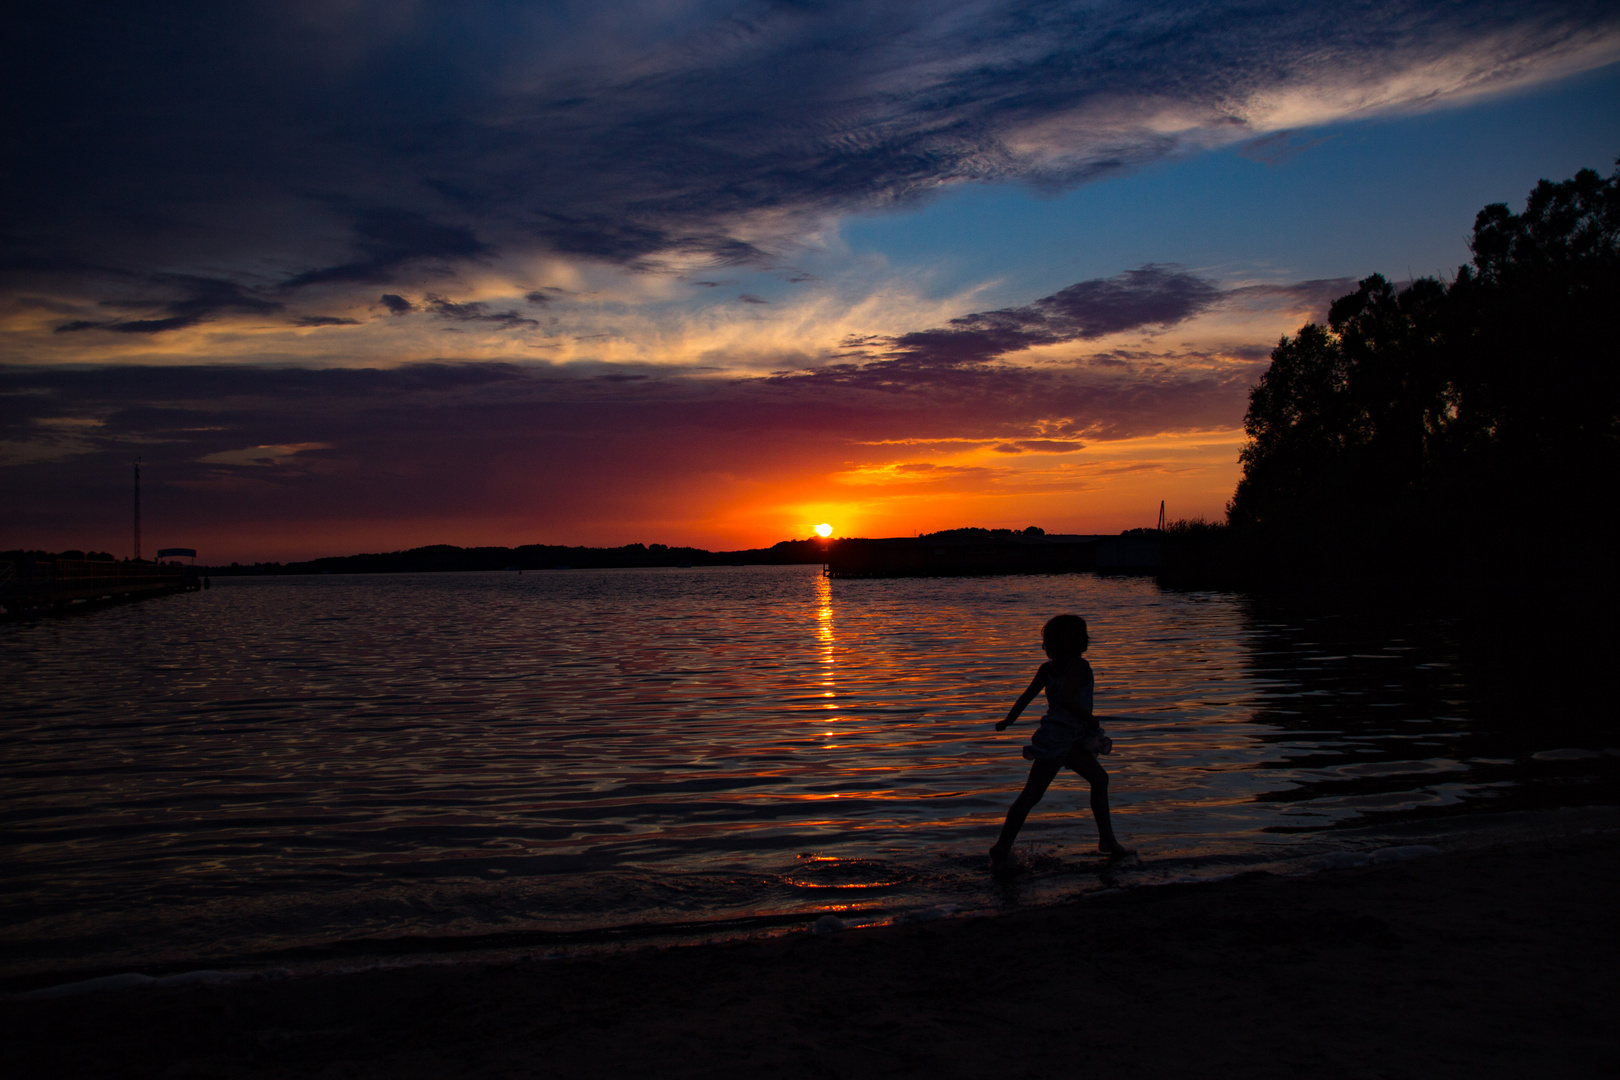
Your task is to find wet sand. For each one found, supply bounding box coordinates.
[6,832,1616,1079]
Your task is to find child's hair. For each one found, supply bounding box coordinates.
[1042,614,1089,660]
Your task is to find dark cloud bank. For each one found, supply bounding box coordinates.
[4,1,1615,323]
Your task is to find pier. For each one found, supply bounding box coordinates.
[0,556,201,618]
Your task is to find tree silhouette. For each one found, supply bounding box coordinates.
[1228,161,1620,584]
[1449,165,1620,463]
[1229,323,1356,527]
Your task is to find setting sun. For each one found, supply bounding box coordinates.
[815,523,833,537]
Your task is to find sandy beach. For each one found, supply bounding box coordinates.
[6,828,1616,1079]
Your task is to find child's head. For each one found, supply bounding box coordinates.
[1042,614,1089,661]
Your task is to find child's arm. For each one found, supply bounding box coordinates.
[994,664,1049,731]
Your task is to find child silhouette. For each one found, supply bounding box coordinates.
[989,614,1130,865]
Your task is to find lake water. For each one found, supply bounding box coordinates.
[2,566,1615,989]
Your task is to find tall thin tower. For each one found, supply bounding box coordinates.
[133,457,142,561]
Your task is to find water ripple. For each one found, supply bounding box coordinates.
[1,566,1613,983]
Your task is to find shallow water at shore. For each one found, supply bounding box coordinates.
[2,566,1614,986]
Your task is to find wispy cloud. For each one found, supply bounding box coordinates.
[422,295,540,329]
[6,1,1615,327]
[52,275,283,335]
[280,210,490,289]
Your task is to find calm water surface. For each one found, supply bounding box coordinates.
[2,567,1614,986]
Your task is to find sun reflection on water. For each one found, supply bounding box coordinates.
[816,571,838,735]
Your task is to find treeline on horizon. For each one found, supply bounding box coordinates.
[203,527,1055,575]
[209,526,1081,575]
[206,538,835,575]
[6,527,1082,577]
[1,549,120,563]
[1162,160,1620,592]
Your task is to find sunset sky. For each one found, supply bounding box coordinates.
[4,2,1619,562]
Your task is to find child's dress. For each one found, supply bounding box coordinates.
[1024,660,1111,760]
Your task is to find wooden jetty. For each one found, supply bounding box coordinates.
[0,556,201,618]
[825,533,1161,579]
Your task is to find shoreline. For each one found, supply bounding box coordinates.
[6,819,1616,1078]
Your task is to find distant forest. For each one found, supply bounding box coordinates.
[1164,160,1620,591]
[207,527,1065,575]
[206,538,833,575]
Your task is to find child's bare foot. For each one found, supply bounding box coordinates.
[1099,842,1134,858]
[988,844,1013,869]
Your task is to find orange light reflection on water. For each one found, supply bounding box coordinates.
[816,572,839,740]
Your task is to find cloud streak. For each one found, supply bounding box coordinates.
[51,275,284,335]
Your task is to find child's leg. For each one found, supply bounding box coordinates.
[990,757,1063,860]
[1068,750,1129,854]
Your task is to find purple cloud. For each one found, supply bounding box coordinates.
[868,265,1224,367]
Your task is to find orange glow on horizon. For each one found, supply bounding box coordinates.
[42,427,1247,564]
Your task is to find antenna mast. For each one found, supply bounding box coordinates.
[1157,500,1165,531]
[133,457,142,561]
